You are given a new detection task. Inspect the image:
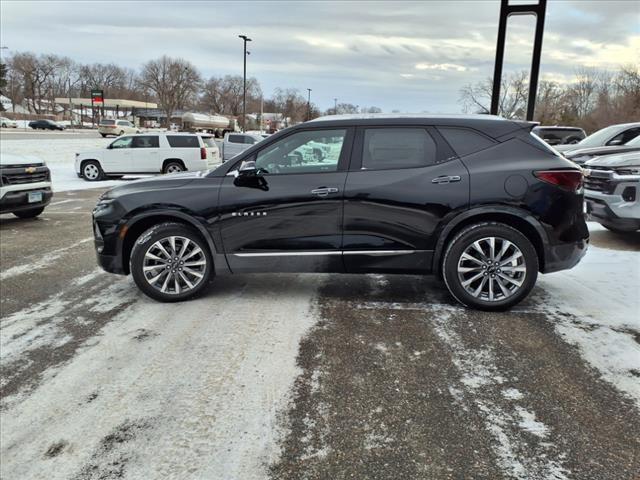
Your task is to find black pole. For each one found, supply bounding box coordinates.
[239,34,252,132]
[527,0,547,121]
[334,98,337,115]
[307,88,312,121]
[491,0,547,121]
[490,0,508,116]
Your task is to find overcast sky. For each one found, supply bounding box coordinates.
[1,1,638,112]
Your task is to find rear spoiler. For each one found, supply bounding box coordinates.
[511,120,539,131]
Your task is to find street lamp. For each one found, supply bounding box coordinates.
[334,98,338,115]
[239,34,252,132]
[307,88,312,121]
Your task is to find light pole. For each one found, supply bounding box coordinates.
[239,34,252,132]
[307,88,312,121]
[334,98,338,115]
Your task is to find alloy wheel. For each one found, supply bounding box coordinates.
[166,164,183,173]
[142,236,207,295]
[457,236,527,302]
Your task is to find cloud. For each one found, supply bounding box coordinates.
[415,63,471,72]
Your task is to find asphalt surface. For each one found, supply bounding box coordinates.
[1,188,639,480]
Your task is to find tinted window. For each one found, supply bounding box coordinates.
[244,136,257,145]
[132,136,159,148]
[167,135,200,148]
[117,121,130,126]
[228,134,244,144]
[362,128,436,170]
[609,127,640,145]
[100,120,116,126]
[438,127,495,157]
[255,129,346,175]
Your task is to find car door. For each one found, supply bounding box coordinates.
[103,136,133,172]
[130,135,160,172]
[217,127,354,273]
[342,126,469,273]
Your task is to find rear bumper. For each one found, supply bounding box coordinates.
[542,237,588,274]
[0,187,53,214]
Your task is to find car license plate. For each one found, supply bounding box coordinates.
[28,192,43,203]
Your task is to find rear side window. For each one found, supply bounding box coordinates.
[132,136,159,148]
[437,127,495,157]
[167,135,200,148]
[117,121,130,126]
[100,120,115,126]
[362,128,437,170]
[228,134,244,144]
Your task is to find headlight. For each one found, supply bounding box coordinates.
[93,198,115,214]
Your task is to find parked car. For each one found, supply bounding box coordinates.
[0,153,53,218]
[221,132,265,161]
[98,119,139,137]
[532,126,586,145]
[76,133,221,181]
[584,151,640,233]
[28,119,64,131]
[564,135,640,165]
[554,122,640,153]
[91,114,588,310]
[0,116,18,128]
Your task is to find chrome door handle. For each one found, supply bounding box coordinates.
[431,175,461,184]
[311,187,339,197]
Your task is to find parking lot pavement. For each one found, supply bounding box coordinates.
[1,189,639,480]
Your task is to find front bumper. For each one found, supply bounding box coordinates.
[0,187,53,214]
[583,169,640,230]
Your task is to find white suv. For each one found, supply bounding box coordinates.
[76,133,221,181]
[0,153,52,218]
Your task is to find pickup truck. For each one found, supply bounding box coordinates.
[221,132,265,162]
[0,153,53,218]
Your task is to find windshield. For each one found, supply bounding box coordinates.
[577,125,623,148]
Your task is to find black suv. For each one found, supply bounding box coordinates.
[92,115,588,310]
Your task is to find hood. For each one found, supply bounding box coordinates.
[565,145,639,159]
[585,151,640,168]
[103,170,210,199]
[0,153,47,166]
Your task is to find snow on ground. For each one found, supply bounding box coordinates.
[1,134,151,191]
[537,223,640,405]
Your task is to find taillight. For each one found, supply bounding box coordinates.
[200,147,207,160]
[534,169,583,191]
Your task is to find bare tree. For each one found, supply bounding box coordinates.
[199,75,261,115]
[361,106,382,114]
[139,56,201,126]
[459,71,529,119]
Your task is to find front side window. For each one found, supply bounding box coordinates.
[132,136,159,148]
[167,135,200,148]
[228,134,244,144]
[111,136,133,149]
[254,129,346,175]
[244,136,257,145]
[362,128,436,170]
[609,127,640,145]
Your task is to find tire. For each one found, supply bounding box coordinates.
[163,161,184,174]
[130,222,213,302]
[1,123,6,128]
[13,207,45,219]
[119,130,125,136]
[82,160,104,181]
[442,222,538,311]
[100,133,106,138]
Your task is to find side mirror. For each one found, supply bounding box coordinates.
[238,160,258,176]
[607,139,623,146]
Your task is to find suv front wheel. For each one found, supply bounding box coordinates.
[443,222,538,311]
[130,222,213,302]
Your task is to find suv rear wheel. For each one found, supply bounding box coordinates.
[442,222,538,311]
[163,161,184,174]
[130,222,213,302]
